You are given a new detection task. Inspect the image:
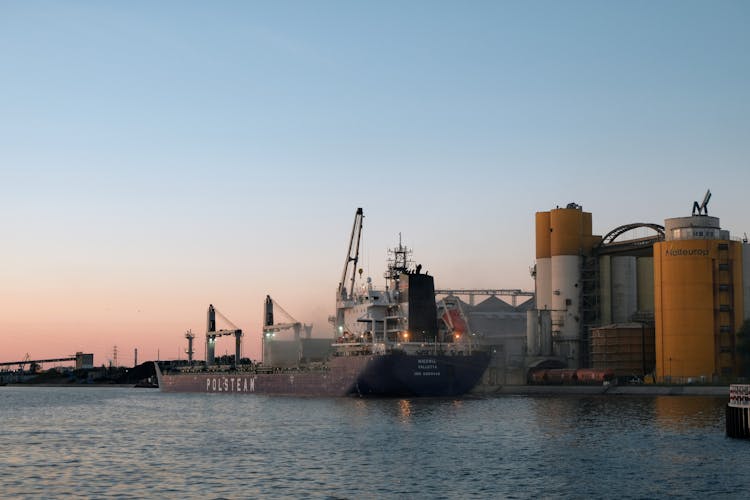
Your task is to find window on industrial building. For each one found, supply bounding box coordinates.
[719,304,731,312]
[719,263,730,271]
[719,284,730,292]
[720,326,732,333]
[719,243,728,250]
[722,367,733,376]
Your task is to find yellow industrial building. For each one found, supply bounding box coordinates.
[654,214,748,382]
[530,195,750,383]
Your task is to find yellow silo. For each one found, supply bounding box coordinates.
[534,203,601,367]
[654,215,746,382]
[535,211,552,311]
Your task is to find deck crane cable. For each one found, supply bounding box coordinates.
[214,308,240,331]
[271,299,298,324]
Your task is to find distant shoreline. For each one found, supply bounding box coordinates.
[1,383,145,388]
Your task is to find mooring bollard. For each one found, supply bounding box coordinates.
[727,384,750,439]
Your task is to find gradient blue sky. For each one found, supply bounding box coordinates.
[1,1,748,365]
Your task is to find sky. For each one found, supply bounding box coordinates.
[1,0,748,366]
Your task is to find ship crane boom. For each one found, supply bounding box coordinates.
[338,207,364,300]
[263,295,304,337]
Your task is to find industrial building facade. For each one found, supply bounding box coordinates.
[531,199,750,383]
[654,215,749,382]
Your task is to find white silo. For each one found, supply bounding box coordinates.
[526,309,539,356]
[548,204,600,366]
[611,256,637,323]
[637,256,654,313]
[535,212,552,310]
[599,255,612,325]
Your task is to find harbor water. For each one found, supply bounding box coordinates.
[1,387,748,499]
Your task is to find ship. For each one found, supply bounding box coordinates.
[155,208,490,396]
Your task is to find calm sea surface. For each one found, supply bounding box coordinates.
[1,387,748,499]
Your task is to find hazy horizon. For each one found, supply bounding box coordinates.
[2,1,748,365]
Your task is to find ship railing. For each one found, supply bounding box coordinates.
[253,364,331,373]
[331,342,373,356]
[393,342,479,356]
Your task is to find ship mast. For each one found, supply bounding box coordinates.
[385,233,413,284]
[338,208,364,300]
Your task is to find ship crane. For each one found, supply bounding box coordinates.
[262,295,312,365]
[338,207,363,301]
[205,305,242,368]
[263,295,311,340]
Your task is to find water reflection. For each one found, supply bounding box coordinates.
[398,399,412,422]
[653,396,726,431]
[526,395,727,440]
[343,397,468,426]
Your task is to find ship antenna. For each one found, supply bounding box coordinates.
[385,232,413,281]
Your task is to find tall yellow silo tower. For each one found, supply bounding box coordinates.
[654,193,749,382]
[535,203,601,367]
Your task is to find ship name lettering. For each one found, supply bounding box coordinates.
[417,359,438,371]
[205,376,253,392]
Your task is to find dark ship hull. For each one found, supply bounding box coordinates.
[156,351,490,397]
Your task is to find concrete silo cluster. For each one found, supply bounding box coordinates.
[528,195,750,383]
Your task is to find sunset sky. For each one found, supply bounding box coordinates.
[2,1,748,365]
